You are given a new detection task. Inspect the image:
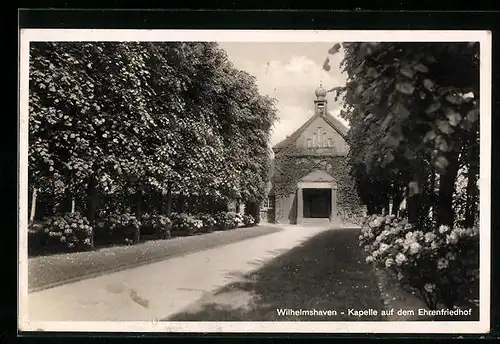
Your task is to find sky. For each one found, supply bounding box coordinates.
[218,42,349,147]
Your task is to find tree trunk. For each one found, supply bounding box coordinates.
[464,143,479,228]
[407,179,422,225]
[71,197,75,213]
[86,175,98,223]
[85,175,98,249]
[135,189,143,218]
[188,195,194,214]
[30,187,38,223]
[210,199,216,215]
[245,201,260,224]
[158,190,163,215]
[178,194,185,213]
[429,167,436,224]
[165,184,173,216]
[236,199,241,214]
[392,187,403,217]
[437,155,460,227]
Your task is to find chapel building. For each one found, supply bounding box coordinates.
[268,85,361,225]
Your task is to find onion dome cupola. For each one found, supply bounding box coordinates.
[314,83,328,116]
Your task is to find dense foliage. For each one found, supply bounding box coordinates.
[326,42,480,229]
[324,42,481,310]
[29,42,277,251]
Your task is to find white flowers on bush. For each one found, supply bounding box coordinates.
[385,258,395,268]
[379,243,390,253]
[437,257,449,270]
[395,252,407,266]
[408,242,422,255]
[424,283,436,293]
[369,216,384,229]
[439,225,450,234]
[359,213,479,310]
[430,240,440,250]
[446,231,459,244]
[425,232,436,243]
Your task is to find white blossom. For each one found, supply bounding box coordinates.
[425,232,436,243]
[408,242,422,255]
[446,232,459,244]
[395,252,407,266]
[379,243,390,253]
[424,283,436,293]
[439,225,450,234]
[437,258,449,270]
[385,258,395,268]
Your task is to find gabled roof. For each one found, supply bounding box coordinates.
[299,169,336,183]
[272,112,349,152]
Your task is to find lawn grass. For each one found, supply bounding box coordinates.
[28,225,282,292]
[167,228,386,321]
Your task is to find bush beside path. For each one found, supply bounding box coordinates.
[28,225,282,292]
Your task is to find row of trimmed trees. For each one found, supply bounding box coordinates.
[29,42,278,225]
[327,42,480,229]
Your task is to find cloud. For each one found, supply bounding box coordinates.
[271,105,314,146]
[220,43,349,145]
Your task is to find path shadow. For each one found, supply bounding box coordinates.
[167,228,386,321]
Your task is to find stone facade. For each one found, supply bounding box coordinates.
[269,85,362,224]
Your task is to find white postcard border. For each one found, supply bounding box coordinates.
[18,29,492,334]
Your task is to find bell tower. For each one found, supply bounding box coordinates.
[314,83,328,116]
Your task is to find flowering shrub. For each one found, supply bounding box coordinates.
[195,213,217,233]
[170,212,203,236]
[213,212,228,230]
[140,213,172,238]
[243,214,256,227]
[107,212,141,245]
[214,212,244,230]
[360,214,479,310]
[41,212,94,251]
[231,212,244,228]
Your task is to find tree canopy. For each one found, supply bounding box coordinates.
[29,41,278,221]
[326,42,479,228]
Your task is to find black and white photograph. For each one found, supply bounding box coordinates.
[18,30,491,333]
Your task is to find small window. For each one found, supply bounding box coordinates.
[261,197,272,210]
[322,133,327,147]
[312,133,317,147]
[307,139,312,148]
[328,139,333,147]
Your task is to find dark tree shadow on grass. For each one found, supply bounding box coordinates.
[167,229,386,321]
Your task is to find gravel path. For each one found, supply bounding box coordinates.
[28,225,282,292]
